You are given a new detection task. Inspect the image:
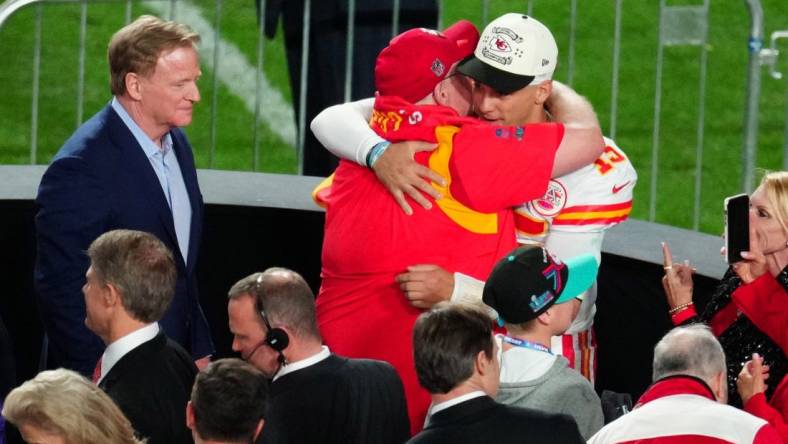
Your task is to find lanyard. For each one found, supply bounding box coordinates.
[502,335,553,354]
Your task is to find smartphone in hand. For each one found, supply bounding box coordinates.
[724,194,749,264]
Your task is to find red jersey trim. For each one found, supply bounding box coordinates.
[514,211,548,236]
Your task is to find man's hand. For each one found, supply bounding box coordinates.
[371,141,446,215]
[395,264,454,309]
[195,356,211,370]
[737,353,770,405]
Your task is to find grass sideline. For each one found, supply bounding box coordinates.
[0,0,786,233]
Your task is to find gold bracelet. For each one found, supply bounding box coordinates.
[669,301,694,315]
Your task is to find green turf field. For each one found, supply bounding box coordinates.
[0,0,786,233]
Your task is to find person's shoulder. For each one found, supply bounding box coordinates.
[340,356,401,379]
[502,405,583,440]
[162,337,199,373]
[553,358,599,395]
[121,333,196,380]
[339,357,397,375]
[49,105,120,170]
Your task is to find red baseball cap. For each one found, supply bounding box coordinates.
[375,20,479,103]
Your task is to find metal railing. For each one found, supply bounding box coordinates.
[0,0,786,232]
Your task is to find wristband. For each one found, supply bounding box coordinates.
[668,301,694,315]
[366,141,391,168]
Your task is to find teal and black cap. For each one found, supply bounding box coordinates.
[482,245,598,324]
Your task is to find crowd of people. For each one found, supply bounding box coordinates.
[1,7,785,444]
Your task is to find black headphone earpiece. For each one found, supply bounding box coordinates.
[254,274,290,365]
[264,325,289,353]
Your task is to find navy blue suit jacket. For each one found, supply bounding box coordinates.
[34,103,214,375]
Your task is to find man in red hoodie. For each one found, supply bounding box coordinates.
[588,325,781,443]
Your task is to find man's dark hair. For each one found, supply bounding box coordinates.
[413,303,494,394]
[191,358,267,443]
[227,268,321,340]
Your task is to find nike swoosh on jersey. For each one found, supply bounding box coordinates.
[612,181,631,194]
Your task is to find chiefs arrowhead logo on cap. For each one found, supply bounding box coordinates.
[492,36,511,52]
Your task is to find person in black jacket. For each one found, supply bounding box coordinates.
[187,358,268,444]
[227,268,410,444]
[85,229,197,444]
[259,0,438,176]
[409,303,584,444]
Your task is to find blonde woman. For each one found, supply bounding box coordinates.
[663,171,788,408]
[2,369,143,444]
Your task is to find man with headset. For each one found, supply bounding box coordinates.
[226,268,410,444]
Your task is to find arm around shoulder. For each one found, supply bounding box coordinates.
[310,98,383,165]
[547,81,605,177]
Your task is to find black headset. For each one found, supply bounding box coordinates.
[254,274,289,365]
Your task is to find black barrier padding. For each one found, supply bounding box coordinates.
[196,204,325,360]
[595,253,719,400]
[0,201,38,390]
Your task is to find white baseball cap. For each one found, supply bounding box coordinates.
[457,13,558,94]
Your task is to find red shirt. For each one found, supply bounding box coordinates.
[317,95,564,433]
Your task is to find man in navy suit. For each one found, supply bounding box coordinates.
[34,15,213,376]
[409,304,584,444]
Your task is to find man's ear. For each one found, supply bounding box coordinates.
[125,72,143,101]
[253,419,265,441]
[534,80,553,105]
[712,371,728,404]
[185,401,196,430]
[433,80,448,106]
[103,282,122,308]
[535,309,552,327]
[475,349,494,376]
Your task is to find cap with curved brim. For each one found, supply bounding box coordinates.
[456,55,535,95]
[555,253,599,304]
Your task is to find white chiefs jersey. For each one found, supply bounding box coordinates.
[515,137,637,334]
[515,137,637,242]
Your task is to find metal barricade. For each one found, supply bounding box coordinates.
[0,0,786,233]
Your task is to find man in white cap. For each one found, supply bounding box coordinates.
[452,13,637,383]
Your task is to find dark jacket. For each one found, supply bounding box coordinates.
[35,103,213,375]
[260,354,410,444]
[100,332,197,444]
[408,395,584,444]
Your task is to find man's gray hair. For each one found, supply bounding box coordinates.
[652,324,726,382]
[87,229,176,323]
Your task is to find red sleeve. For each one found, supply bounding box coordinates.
[447,122,564,213]
[752,424,785,444]
[746,392,788,443]
[732,273,788,352]
[671,306,698,326]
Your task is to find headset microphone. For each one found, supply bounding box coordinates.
[254,273,290,371]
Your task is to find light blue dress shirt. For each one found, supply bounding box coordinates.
[111,98,192,263]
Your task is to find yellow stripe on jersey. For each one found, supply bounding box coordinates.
[429,125,498,234]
